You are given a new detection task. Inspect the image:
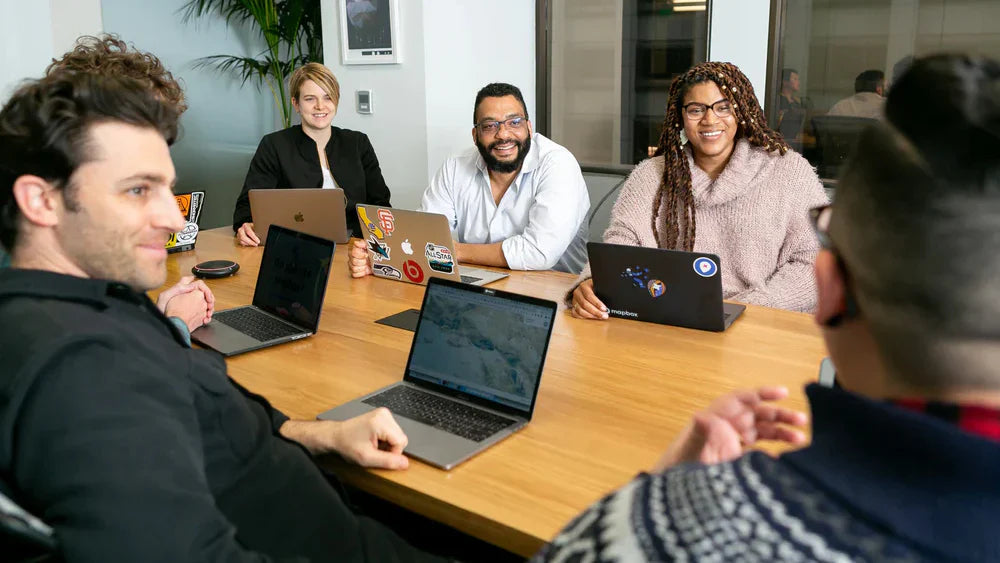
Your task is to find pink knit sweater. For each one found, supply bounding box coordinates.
[577,140,828,312]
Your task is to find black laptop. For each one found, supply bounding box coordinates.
[588,242,746,332]
[192,225,334,356]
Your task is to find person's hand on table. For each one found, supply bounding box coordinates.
[570,279,608,320]
[348,239,372,278]
[281,409,409,470]
[652,386,808,473]
[156,275,215,331]
[236,222,260,247]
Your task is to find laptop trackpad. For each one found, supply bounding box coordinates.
[192,321,261,351]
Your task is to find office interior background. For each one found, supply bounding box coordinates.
[2,0,998,233]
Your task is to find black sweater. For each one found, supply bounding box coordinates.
[0,269,439,562]
[234,126,391,238]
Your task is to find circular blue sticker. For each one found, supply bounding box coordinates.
[693,257,718,277]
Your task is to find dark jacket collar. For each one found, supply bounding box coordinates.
[0,268,147,310]
[292,124,342,164]
[782,384,1000,560]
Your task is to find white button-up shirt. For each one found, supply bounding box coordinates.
[419,133,590,273]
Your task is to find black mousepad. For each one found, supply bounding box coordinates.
[374,308,420,332]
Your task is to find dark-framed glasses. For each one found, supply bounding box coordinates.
[683,100,733,120]
[809,204,834,249]
[475,116,526,135]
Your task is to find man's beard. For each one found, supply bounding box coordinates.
[476,135,531,174]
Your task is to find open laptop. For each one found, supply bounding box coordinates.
[165,190,204,254]
[191,225,334,356]
[356,204,508,286]
[249,188,350,244]
[319,277,557,469]
[588,242,746,332]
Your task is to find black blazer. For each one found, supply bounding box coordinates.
[233,125,391,237]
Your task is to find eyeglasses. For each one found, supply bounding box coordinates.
[809,204,860,326]
[475,116,527,135]
[682,100,733,121]
[809,204,834,249]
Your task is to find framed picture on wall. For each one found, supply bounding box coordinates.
[339,0,401,65]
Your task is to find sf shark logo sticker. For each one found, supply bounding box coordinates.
[367,235,391,262]
[424,242,454,274]
[358,207,384,239]
[693,257,718,277]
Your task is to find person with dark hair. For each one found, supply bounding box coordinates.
[47,33,187,114]
[829,69,885,118]
[537,53,1000,561]
[234,62,391,244]
[778,67,802,111]
[570,62,827,316]
[0,33,189,269]
[347,82,590,275]
[0,71,443,561]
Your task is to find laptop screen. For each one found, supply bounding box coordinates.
[252,226,334,330]
[406,280,556,414]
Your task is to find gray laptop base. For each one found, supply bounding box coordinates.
[193,305,312,357]
[319,382,527,470]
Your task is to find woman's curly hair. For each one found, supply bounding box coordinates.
[651,62,787,250]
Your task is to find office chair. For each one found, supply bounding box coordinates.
[587,176,627,244]
[810,115,877,181]
[0,487,59,562]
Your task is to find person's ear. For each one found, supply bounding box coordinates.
[12,175,62,229]
[526,118,533,137]
[291,96,300,114]
[471,126,478,145]
[815,249,847,327]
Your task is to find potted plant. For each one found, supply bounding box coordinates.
[180,0,323,128]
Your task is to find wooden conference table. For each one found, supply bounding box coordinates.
[160,227,827,557]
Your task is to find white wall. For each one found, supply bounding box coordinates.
[422,2,535,184]
[0,0,103,102]
[102,0,278,229]
[708,0,771,110]
[321,0,535,211]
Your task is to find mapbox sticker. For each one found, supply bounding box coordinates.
[367,235,391,262]
[377,208,395,236]
[402,260,424,283]
[424,243,454,274]
[693,257,718,277]
[373,264,402,280]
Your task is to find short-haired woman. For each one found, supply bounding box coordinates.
[234,62,390,245]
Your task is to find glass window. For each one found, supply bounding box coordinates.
[770,0,1000,181]
[544,0,709,169]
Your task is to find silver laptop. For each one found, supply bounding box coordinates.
[192,225,334,356]
[319,277,557,469]
[249,188,350,244]
[356,204,508,286]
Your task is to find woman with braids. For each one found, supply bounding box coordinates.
[570,61,828,316]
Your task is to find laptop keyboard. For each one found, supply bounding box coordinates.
[363,386,517,442]
[212,308,303,342]
[460,275,482,284]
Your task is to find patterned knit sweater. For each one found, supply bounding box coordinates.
[577,140,828,312]
[534,384,1000,562]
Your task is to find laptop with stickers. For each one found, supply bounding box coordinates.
[249,188,350,244]
[587,242,746,332]
[356,204,507,286]
[318,277,557,469]
[191,225,334,356]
